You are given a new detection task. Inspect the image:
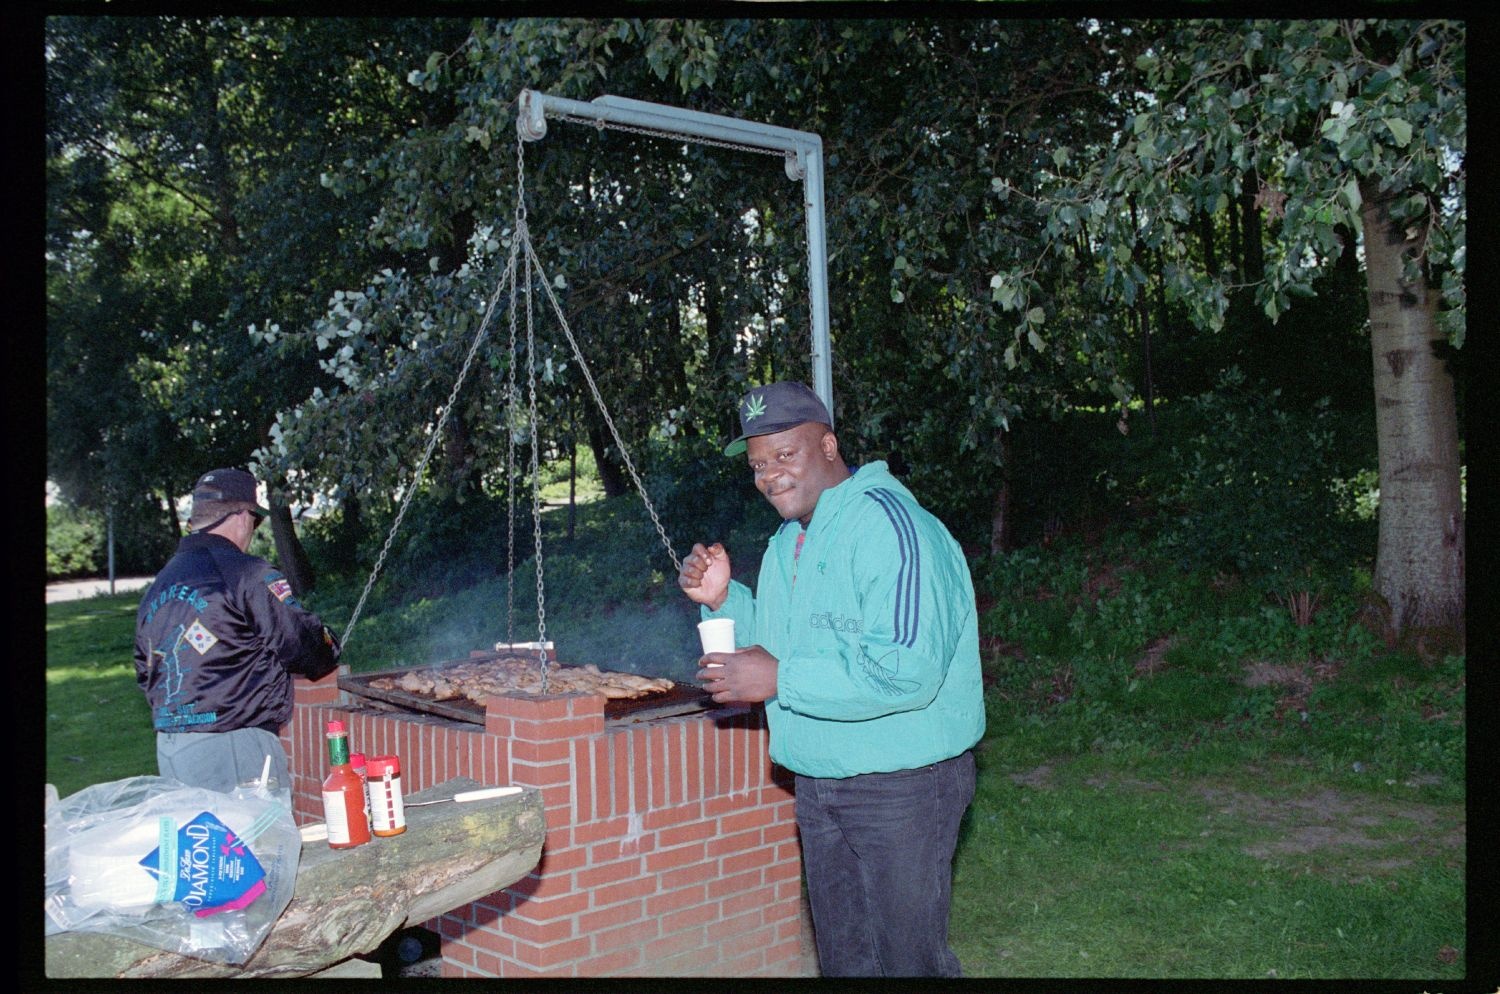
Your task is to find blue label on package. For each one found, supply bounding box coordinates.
[138,811,268,917]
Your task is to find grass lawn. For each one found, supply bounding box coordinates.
[951,750,1464,978]
[950,531,1467,980]
[46,593,156,797]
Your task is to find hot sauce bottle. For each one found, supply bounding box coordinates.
[321,720,371,849]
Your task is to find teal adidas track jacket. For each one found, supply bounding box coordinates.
[704,461,985,778]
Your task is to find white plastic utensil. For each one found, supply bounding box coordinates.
[405,786,524,807]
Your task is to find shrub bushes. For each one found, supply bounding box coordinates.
[47,502,104,580]
[1137,368,1373,588]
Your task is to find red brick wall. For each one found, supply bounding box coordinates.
[287,670,814,977]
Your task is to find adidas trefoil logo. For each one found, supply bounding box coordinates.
[743,393,767,422]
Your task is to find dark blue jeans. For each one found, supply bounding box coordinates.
[794,750,976,977]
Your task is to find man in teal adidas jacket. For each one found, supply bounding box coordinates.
[679,381,984,977]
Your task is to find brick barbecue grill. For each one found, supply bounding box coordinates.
[284,659,814,977]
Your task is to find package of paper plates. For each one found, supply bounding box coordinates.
[44,774,299,965]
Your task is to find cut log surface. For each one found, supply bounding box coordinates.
[45,778,545,979]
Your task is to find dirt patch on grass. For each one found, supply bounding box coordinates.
[1241,656,1346,720]
[1049,769,1465,880]
[1196,782,1465,874]
[1134,636,1176,676]
[1009,763,1056,788]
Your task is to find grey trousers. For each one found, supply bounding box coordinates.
[156,726,290,794]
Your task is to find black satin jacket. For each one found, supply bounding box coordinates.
[134,533,340,734]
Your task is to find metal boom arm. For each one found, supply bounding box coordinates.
[516,89,834,424]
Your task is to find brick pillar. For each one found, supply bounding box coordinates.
[480,693,606,974]
[436,697,812,978]
[282,666,345,821]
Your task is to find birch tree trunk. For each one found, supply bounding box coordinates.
[1359,178,1464,640]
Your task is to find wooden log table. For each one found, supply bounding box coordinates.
[44,777,545,979]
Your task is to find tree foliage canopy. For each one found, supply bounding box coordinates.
[47,17,1464,632]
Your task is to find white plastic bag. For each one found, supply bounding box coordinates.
[44,775,300,965]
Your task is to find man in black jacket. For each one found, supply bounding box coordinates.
[135,468,341,792]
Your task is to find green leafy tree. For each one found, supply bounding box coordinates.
[261,20,808,518]
[988,19,1464,637]
[767,20,1142,548]
[266,19,1140,561]
[46,17,465,588]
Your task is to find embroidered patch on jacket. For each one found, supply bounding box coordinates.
[184,618,219,655]
[267,577,294,602]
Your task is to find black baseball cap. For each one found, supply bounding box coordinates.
[724,382,833,457]
[191,468,268,518]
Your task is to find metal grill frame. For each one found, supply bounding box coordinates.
[338,653,712,725]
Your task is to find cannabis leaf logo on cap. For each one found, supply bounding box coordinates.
[743,393,767,422]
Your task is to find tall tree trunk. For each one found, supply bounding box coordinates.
[259,419,318,595]
[584,416,628,498]
[1129,197,1156,432]
[704,275,730,376]
[442,408,481,494]
[1147,247,1171,432]
[662,282,690,413]
[1358,177,1464,639]
[1196,207,1219,278]
[1238,171,1265,283]
[187,22,240,256]
[989,427,1013,555]
[266,501,315,597]
[1227,193,1241,268]
[566,404,577,541]
[333,494,363,573]
[161,491,183,544]
[703,274,734,440]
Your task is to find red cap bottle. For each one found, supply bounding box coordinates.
[321,720,371,848]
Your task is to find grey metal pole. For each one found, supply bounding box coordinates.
[517,89,834,426]
[107,504,116,595]
[800,143,833,424]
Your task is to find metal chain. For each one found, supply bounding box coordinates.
[505,130,528,648]
[504,218,521,646]
[521,234,681,574]
[522,221,550,691]
[340,253,512,652]
[348,115,745,652]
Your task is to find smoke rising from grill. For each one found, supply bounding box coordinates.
[401,591,704,685]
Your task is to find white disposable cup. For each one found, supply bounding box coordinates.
[697,618,735,656]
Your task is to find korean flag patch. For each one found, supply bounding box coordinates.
[184,619,219,655]
[267,577,294,603]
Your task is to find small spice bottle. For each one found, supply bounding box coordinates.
[367,754,407,836]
